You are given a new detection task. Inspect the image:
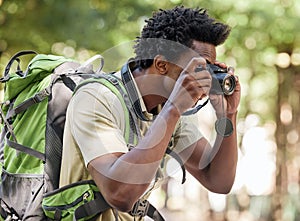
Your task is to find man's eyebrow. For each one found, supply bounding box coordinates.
[197,53,213,64]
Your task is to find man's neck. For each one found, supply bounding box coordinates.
[132,67,167,114]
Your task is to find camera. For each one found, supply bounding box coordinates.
[195,64,236,95]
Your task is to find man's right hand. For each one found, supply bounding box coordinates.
[167,57,212,114]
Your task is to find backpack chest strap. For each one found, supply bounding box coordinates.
[6,87,51,120]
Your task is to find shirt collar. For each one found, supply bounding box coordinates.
[116,62,154,121]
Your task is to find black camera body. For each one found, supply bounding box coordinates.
[196,64,236,95]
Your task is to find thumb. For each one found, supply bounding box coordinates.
[209,94,227,117]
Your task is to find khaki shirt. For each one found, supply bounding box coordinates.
[60,74,203,221]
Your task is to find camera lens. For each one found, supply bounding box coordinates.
[196,64,236,95]
[222,74,236,95]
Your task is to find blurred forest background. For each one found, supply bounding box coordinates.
[0,0,299,220]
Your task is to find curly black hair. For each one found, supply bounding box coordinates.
[134,6,231,68]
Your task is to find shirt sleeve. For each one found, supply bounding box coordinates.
[172,113,203,153]
[67,83,128,166]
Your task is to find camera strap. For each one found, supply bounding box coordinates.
[121,61,151,121]
[182,97,209,116]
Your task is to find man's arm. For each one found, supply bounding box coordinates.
[180,112,238,194]
[88,104,181,212]
[180,65,241,194]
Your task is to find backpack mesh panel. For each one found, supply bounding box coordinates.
[44,71,76,190]
[44,119,62,190]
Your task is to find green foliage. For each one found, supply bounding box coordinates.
[0,0,153,53]
[0,0,299,123]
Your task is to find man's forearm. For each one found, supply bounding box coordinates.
[109,103,180,182]
[207,112,238,192]
[89,103,181,210]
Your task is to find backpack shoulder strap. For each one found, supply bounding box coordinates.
[75,73,140,146]
[75,193,165,221]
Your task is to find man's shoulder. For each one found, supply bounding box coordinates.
[69,80,125,118]
[74,80,122,102]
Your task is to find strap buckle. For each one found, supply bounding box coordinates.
[33,88,50,103]
[0,199,21,221]
[130,199,150,217]
[4,214,20,221]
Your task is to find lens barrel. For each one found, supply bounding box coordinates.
[206,64,236,95]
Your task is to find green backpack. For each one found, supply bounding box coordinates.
[0,50,103,220]
[0,51,167,221]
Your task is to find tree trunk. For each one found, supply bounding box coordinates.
[272,65,300,221]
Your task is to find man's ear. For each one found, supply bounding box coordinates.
[153,55,169,75]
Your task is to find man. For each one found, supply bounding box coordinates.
[59,6,241,220]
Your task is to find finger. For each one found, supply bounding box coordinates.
[227,66,235,75]
[191,69,212,81]
[183,57,206,74]
[234,75,239,82]
[195,78,212,89]
[234,78,241,92]
[196,82,211,98]
[193,88,210,101]
[214,61,227,69]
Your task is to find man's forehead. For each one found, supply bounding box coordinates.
[191,41,217,63]
[172,42,216,68]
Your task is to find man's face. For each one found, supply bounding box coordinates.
[163,40,216,93]
[179,40,217,71]
[191,40,217,64]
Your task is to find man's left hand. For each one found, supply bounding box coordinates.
[209,62,241,118]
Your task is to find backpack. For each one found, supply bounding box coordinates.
[0,51,169,221]
[0,50,105,220]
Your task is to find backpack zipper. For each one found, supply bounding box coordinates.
[43,191,91,211]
